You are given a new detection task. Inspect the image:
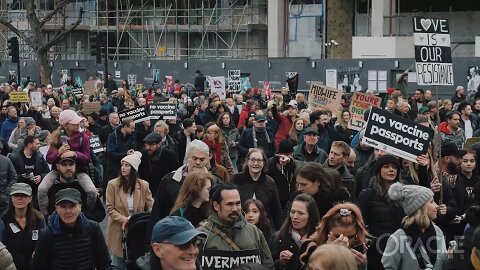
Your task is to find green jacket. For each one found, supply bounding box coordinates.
[197,213,274,270]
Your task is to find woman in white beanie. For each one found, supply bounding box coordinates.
[382,182,448,270]
[106,151,154,269]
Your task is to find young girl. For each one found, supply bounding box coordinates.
[242,199,272,241]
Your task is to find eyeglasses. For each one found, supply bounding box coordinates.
[248,158,264,164]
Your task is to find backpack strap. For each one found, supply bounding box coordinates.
[199,221,240,251]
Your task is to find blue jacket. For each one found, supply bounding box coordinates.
[0,118,17,143]
[100,102,115,115]
[106,126,136,181]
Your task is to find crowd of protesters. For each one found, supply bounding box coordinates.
[1,68,480,270]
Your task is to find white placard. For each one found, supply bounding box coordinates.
[30,92,43,106]
[325,69,337,88]
[209,76,226,99]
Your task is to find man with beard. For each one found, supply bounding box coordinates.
[409,88,429,116]
[237,115,275,160]
[8,135,50,208]
[138,132,178,196]
[45,106,61,132]
[440,111,465,149]
[147,140,211,243]
[458,101,478,140]
[197,184,274,270]
[105,118,136,183]
[324,141,355,198]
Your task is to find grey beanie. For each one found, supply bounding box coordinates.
[388,182,434,215]
[121,151,142,171]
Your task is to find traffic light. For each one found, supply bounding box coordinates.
[89,33,101,64]
[7,37,19,64]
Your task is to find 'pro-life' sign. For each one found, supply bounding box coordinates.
[413,17,453,86]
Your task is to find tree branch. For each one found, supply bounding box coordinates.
[0,18,34,48]
[40,0,69,28]
[42,8,84,51]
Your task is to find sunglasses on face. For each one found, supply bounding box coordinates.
[165,237,198,251]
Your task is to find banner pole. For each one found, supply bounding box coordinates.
[435,84,443,204]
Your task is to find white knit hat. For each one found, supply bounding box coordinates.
[121,151,142,171]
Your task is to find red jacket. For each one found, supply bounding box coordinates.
[237,107,255,128]
[272,107,293,148]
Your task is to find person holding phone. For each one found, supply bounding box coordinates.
[269,194,320,270]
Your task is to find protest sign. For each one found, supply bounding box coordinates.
[118,106,149,123]
[82,101,101,114]
[165,76,173,94]
[30,92,43,106]
[84,80,96,95]
[209,76,226,99]
[362,107,434,162]
[149,103,177,120]
[9,91,29,103]
[228,70,240,92]
[89,135,104,153]
[307,83,342,115]
[201,249,261,270]
[348,92,381,131]
[71,88,83,96]
[413,17,453,85]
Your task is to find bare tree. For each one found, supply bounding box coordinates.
[0,0,84,84]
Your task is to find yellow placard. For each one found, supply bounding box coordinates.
[9,91,29,103]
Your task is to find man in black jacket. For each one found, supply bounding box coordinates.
[32,188,111,270]
[138,132,179,196]
[194,70,206,93]
[174,118,196,165]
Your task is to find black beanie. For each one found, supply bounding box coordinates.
[278,139,294,154]
[373,155,400,176]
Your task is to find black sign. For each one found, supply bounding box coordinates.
[70,88,84,95]
[413,17,453,86]
[89,135,104,153]
[201,249,261,270]
[118,106,149,123]
[149,103,177,120]
[362,107,434,162]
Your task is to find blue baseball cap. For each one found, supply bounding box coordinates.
[151,216,207,244]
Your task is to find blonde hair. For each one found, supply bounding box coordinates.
[408,147,437,184]
[402,201,431,230]
[308,244,357,270]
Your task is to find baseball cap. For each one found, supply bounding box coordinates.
[10,183,32,196]
[441,142,467,157]
[151,216,207,244]
[59,109,84,125]
[287,100,298,110]
[304,127,318,136]
[143,132,162,143]
[55,188,82,204]
[419,107,430,114]
[254,115,266,122]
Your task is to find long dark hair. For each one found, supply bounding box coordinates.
[217,112,235,129]
[242,199,272,240]
[277,194,320,241]
[118,163,138,195]
[3,195,43,230]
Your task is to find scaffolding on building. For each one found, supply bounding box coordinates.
[0,0,268,61]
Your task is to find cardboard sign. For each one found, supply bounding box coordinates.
[149,103,177,120]
[84,80,96,95]
[9,91,29,103]
[413,17,453,85]
[209,76,226,99]
[89,135,104,153]
[348,92,381,131]
[362,107,434,162]
[201,249,261,270]
[82,101,101,114]
[30,92,43,107]
[307,83,343,114]
[118,106,149,123]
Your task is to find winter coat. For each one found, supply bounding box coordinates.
[460,115,479,134]
[271,105,294,149]
[232,171,284,229]
[237,107,255,128]
[161,134,178,162]
[8,149,50,196]
[100,101,115,115]
[292,143,328,164]
[331,124,356,145]
[381,224,447,270]
[357,187,405,270]
[32,212,112,270]
[237,127,275,159]
[353,146,374,172]
[0,241,16,270]
[439,121,465,149]
[106,127,136,181]
[106,177,154,257]
[174,131,195,165]
[267,156,300,212]
[197,212,274,270]
[355,157,377,197]
[47,131,91,172]
[0,156,17,211]
[324,162,356,199]
[226,105,240,127]
[269,231,302,270]
[220,125,240,159]
[0,117,17,144]
[138,148,179,196]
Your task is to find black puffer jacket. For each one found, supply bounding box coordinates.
[267,156,300,212]
[357,187,405,270]
[269,231,302,270]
